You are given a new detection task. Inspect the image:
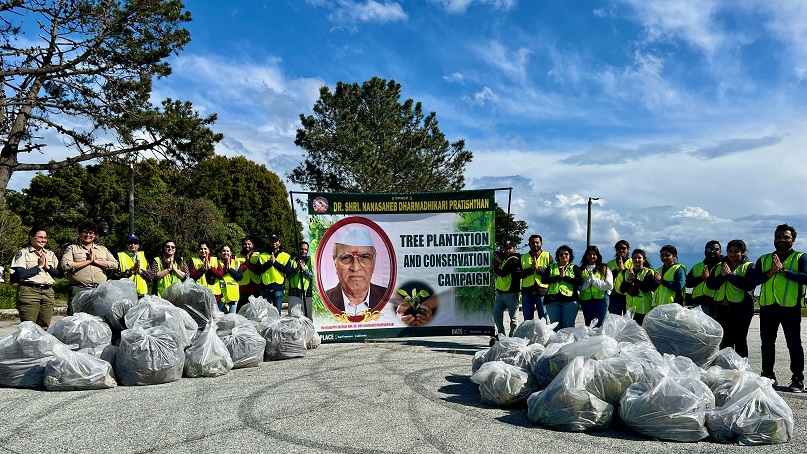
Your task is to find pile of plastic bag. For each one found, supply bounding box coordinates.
[124,295,198,347]
[161,279,219,326]
[72,279,138,331]
[48,312,112,349]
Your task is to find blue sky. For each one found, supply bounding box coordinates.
[11,0,807,267]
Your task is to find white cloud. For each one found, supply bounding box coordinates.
[472,87,499,105]
[443,72,465,83]
[323,1,408,24]
[432,0,517,14]
[477,41,532,79]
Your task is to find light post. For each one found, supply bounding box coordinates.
[587,197,601,248]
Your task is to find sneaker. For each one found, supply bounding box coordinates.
[762,374,778,387]
[788,379,804,393]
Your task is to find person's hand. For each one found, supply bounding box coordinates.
[654,271,662,283]
[617,256,625,271]
[87,248,95,263]
[269,252,276,264]
[721,262,731,276]
[702,264,710,279]
[627,268,635,282]
[414,307,434,325]
[37,251,47,269]
[771,254,783,274]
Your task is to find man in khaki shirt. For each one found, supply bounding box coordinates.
[11,227,60,328]
[61,220,118,315]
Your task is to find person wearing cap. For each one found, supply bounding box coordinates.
[258,234,294,314]
[113,233,153,297]
[10,227,61,328]
[325,225,388,315]
[288,241,314,318]
[61,220,118,315]
[492,240,522,337]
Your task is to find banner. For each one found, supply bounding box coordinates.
[308,190,496,342]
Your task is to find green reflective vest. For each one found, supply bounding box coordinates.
[287,257,313,293]
[690,261,717,298]
[653,263,686,307]
[580,268,607,300]
[192,257,221,296]
[759,252,805,308]
[713,261,751,303]
[546,263,575,297]
[624,268,655,314]
[260,251,292,285]
[219,258,240,303]
[154,257,182,297]
[239,252,262,286]
[117,251,149,295]
[520,251,550,289]
[607,258,633,295]
[495,254,520,291]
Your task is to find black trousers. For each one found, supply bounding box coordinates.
[760,303,804,381]
[714,298,754,358]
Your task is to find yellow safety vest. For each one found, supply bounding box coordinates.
[546,264,575,297]
[118,251,149,295]
[154,257,182,297]
[624,268,655,314]
[759,252,806,308]
[607,258,633,295]
[287,257,313,292]
[239,253,262,285]
[713,261,751,303]
[260,251,292,285]
[219,258,240,303]
[690,262,717,298]
[520,251,550,289]
[495,255,520,291]
[191,257,221,296]
[580,268,607,300]
[653,263,686,307]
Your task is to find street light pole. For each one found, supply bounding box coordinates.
[587,197,601,248]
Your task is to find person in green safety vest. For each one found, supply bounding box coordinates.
[541,244,582,330]
[237,236,261,312]
[750,223,807,392]
[607,239,633,316]
[649,244,686,307]
[146,240,188,297]
[617,249,655,325]
[189,240,225,311]
[112,233,153,297]
[492,240,521,337]
[704,239,755,358]
[219,244,243,314]
[517,234,553,320]
[288,241,313,319]
[258,234,295,315]
[579,245,613,328]
[685,240,723,317]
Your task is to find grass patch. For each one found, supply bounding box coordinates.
[0,280,70,310]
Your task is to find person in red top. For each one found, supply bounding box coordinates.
[237,236,262,311]
[189,240,225,308]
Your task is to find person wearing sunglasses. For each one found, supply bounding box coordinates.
[607,239,632,316]
[147,240,188,297]
[324,225,388,315]
[61,220,118,315]
[685,240,723,317]
[113,233,153,297]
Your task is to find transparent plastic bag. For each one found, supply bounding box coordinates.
[237,295,280,323]
[471,361,535,406]
[289,306,320,349]
[619,374,715,442]
[600,311,653,346]
[512,317,557,346]
[532,335,619,389]
[643,303,723,366]
[585,356,644,406]
[215,313,252,336]
[161,279,219,327]
[78,344,119,366]
[261,318,306,360]
[48,312,112,349]
[220,323,266,369]
[527,356,614,431]
[705,376,793,445]
[513,343,546,372]
[0,321,68,388]
[184,323,233,378]
[114,325,185,386]
[44,350,116,390]
[72,279,138,331]
[481,336,528,365]
[708,347,752,372]
[701,367,763,407]
[124,295,198,347]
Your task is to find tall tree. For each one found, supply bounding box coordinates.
[495,205,527,251]
[0,0,222,201]
[291,76,472,193]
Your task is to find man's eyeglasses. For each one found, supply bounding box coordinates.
[81,230,96,235]
[616,247,627,251]
[33,235,48,240]
[775,235,793,240]
[705,247,719,252]
[337,252,375,267]
[165,245,176,249]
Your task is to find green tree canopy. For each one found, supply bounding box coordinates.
[290,76,472,193]
[0,0,222,201]
[495,204,527,251]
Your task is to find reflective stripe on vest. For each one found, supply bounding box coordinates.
[154,257,182,297]
[520,251,550,288]
[117,251,149,295]
[625,268,655,314]
[219,258,240,302]
[713,261,751,303]
[653,263,686,306]
[260,251,291,285]
[580,268,606,300]
[690,262,717,298]
[759,252,805,307]
[607,258,633,295]
[288,258,312,292]
[547,263,574,297]
[495,255,519,291]
[192,257,221,295]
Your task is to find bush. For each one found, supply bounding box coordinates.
[0,279,70,310]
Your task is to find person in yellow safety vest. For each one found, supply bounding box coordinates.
[541,244,582,331]
[517,234,553,320]
[617,249,655,325]
[189,240,225,310]
[579,245,613,328]
[492,240,521,338]
[288,241,313,319]
[750,223,807,393]
[258,234,294,315]
[649,244,686,307]
[704,239,755,358]
[238,236,262,312]
[607,240,633,316]
[686,240,723,317]
[146,240,188,297]
[113,234,153,297]
[219,244,243,314]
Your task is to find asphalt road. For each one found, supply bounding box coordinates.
[1,311,806,453]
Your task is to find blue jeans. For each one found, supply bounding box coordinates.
[493,292,519,336]
[521,293,546,320]
[260,288,285,315]
[545,299,579,331]
[581,298,607,328]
